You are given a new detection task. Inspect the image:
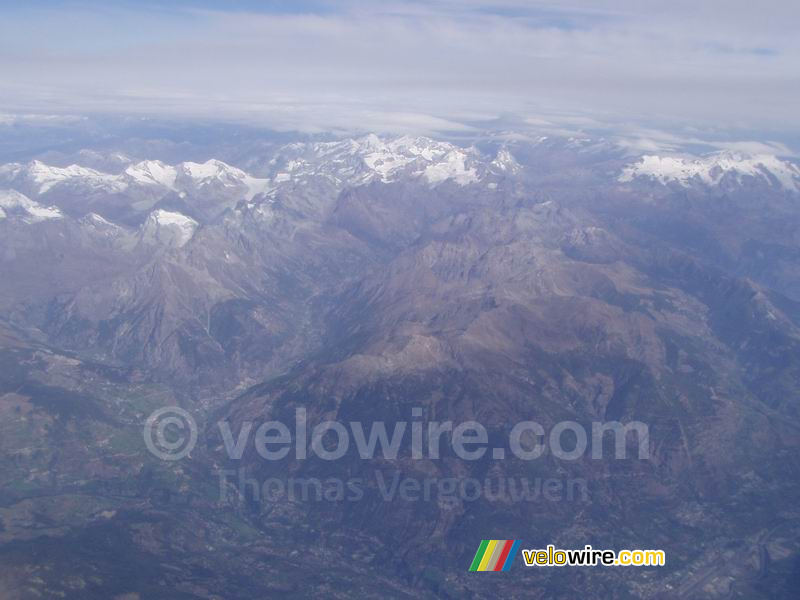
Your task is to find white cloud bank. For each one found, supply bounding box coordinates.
[0,1,797,138]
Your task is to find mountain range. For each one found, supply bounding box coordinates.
[1,132,799,599]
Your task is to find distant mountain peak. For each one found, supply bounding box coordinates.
[619,151,800,191]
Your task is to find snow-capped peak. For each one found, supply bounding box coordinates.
[268,134,481,187]
[0,157,272,204]
[79,213,127,241]
[80,212,121,229]
[176,160,271,200]
[490,148,521,174]
[0,160,125,195]
[140,209,198,248]
[124,160,178,189]
[619,151,800,191]
[0,189,63,223]
[180,159,238,182]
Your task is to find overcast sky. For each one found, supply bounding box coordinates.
[1,0,798,144]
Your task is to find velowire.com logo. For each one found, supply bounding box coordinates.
[469,540,521,571]
[469,541,666,571]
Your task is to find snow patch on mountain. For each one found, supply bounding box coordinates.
[619,151,800,191]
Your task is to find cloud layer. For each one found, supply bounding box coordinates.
[0,1,798,139]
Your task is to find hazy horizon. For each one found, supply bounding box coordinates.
[1,0,798,148]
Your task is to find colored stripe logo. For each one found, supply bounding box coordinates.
[469,540,520,571]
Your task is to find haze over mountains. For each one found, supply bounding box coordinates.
[1,0,798,596]
[1,126,800,598]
